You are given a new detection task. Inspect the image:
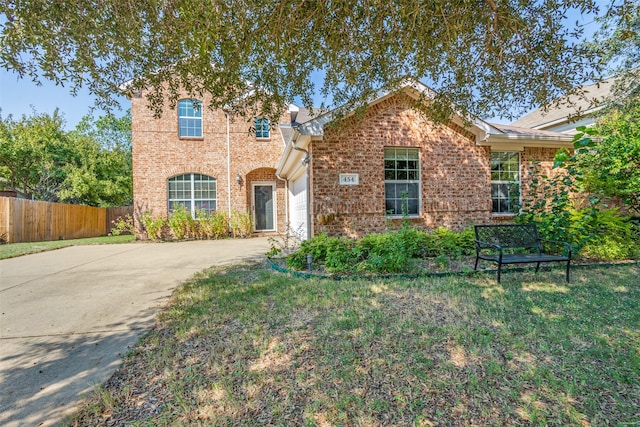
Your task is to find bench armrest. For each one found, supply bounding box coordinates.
[475,240,503,252]
[540,239,572,258]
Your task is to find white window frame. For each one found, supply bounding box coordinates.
[384,147,421,217]
[178,99,203,138]
[490,151,521,215]
[254,117,270,139]
[167,173,217,218]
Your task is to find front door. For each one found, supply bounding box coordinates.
[253,183,276,232]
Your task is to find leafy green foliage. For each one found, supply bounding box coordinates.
[197,210,230,239]
[59,111,133,207]
[0,0,616,122]
[287,233,351,271]
[138,209,253,241]
[519,155,638,258]
[577,209,640,260]
[168,205,197,240]
[109,214,134,236]
[286,226,476,274]
[229,211,254,238]
[0,109,71,201]
[0,109,132,207]
[522,93,640,259]
[573,98,640,215]
[140,211,168,242]
[518,159,586,248]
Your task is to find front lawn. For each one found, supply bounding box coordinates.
[0,235,135,259]
[68,263,639,426]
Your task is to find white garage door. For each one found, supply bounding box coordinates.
[290,175,309,241]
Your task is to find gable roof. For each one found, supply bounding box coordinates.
[290,79,496,140]
[276,79,575,179]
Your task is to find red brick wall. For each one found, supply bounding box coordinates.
[309,94,559,237]
[131,90,287,234]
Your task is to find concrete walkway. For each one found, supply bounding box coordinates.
[0,238,271,427]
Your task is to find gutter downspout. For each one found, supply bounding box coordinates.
[225,111,232,218]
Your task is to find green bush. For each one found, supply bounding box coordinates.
[230,211,253,238]
[354,228,430,273]
[168,205,196,240]
[140,211,167,241]
[198,210,229,239]
[324,237,357,273]
[287,233,348,270]
[577,208,639,260]
[286,226,477,274]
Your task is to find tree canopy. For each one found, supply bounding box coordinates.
[0,109,132,206]
[2,0,632,120]
[575,97,640,215]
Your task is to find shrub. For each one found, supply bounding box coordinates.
[354,228,428,273]
[287,233,341,270]
[324,237,357,273]
[140,211,168,241]
[198,209,229,239]
[230,211,253,238]
[168,205,197,240]
[110,214,134,236]
[285,226,476,274]
[577,208,639,260]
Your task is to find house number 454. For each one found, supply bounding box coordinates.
[339,174,359,185]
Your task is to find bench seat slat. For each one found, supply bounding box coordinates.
[478,253,569,264]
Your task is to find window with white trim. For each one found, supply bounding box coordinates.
[168,173,216,218]
[254,117,270,139]
[384,147,420,216]
[491,151,520,214]
[178,99,202,137]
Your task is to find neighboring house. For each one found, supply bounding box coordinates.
[131,80,574,239]
[511,77,616,134]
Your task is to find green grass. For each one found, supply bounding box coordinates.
[68,263,639,426]
[0,234,135,259]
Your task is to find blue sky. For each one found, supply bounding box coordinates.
[0,68,130,129]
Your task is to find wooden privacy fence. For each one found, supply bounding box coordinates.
[0,197,133,243]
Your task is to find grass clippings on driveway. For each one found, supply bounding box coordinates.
[68,263,639,426]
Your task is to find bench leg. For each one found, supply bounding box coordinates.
[474,256,479,271]
[497,262,502,283]
[566,261,570,283]
[535,262,541,274]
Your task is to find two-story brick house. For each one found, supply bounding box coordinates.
[131,80,574,239]
[131,89,293,234]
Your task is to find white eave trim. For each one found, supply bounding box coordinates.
[478,134,574,151]
[276,132,312,179]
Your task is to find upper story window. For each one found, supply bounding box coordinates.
[254,117,270,139]
[491,151,520,214]
[178,99,203,138]
[167,173,216,218]
[384,147,420,216]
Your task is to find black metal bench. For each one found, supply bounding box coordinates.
[474,224,572,283]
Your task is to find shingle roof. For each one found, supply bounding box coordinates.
[511,78,615,129]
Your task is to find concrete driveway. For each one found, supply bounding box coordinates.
[0,237,271,427]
